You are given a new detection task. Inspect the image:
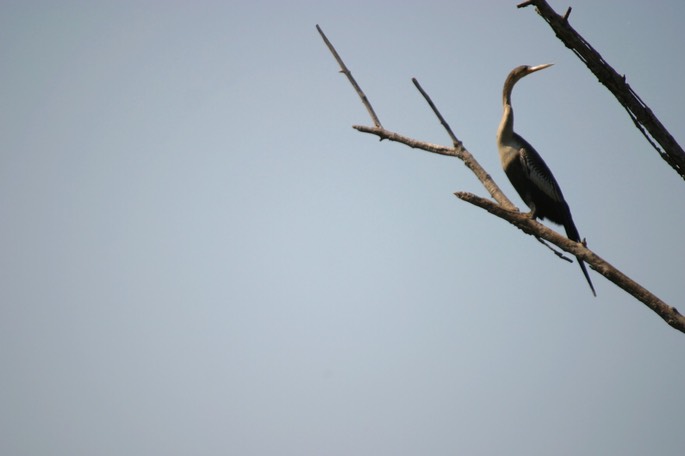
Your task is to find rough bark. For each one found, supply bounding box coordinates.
[517,0,685,180]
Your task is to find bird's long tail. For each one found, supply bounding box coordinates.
[576,257,596,297]
[563,216,596,297]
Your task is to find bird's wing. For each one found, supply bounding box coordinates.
[514,135,565,203]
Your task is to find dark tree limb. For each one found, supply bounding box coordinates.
[517,0,685,180]
[316,25,685,334]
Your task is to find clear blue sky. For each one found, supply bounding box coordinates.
[1,1,684,455]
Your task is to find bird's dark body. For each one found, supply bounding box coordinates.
[505,133,568,224]
[497,64,596,296]
[504,133,584,246]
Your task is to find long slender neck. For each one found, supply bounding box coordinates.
[497,79,516,145]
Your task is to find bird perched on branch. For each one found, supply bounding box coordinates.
[496,64,596,296]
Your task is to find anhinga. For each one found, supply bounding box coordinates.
[496,64,596,296]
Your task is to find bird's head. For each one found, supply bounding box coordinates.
[508,63,554,85]
[502,63,554,105]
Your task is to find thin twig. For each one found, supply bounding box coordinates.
[562,7,572,22]
[353,125,457,157]
[536,237,573,263]
[411,78,462,148]
[316,25,383,128]
[407,78,514,208]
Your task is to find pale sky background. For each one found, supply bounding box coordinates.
[1,1,684,455]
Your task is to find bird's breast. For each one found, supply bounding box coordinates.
[497,140,522,171]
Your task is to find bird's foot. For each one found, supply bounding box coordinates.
[525,204,539,219]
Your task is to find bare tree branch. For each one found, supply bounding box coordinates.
[535,236,573,263]
[411,78,461,148]
[456,192,684,332]
[353,124,514,209]
[517,0,685,180]
[316,24,383,128]
[316,25,685,333]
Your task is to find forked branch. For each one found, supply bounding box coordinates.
[316,25,685,333]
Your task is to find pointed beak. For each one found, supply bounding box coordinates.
[528,63,554,74]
